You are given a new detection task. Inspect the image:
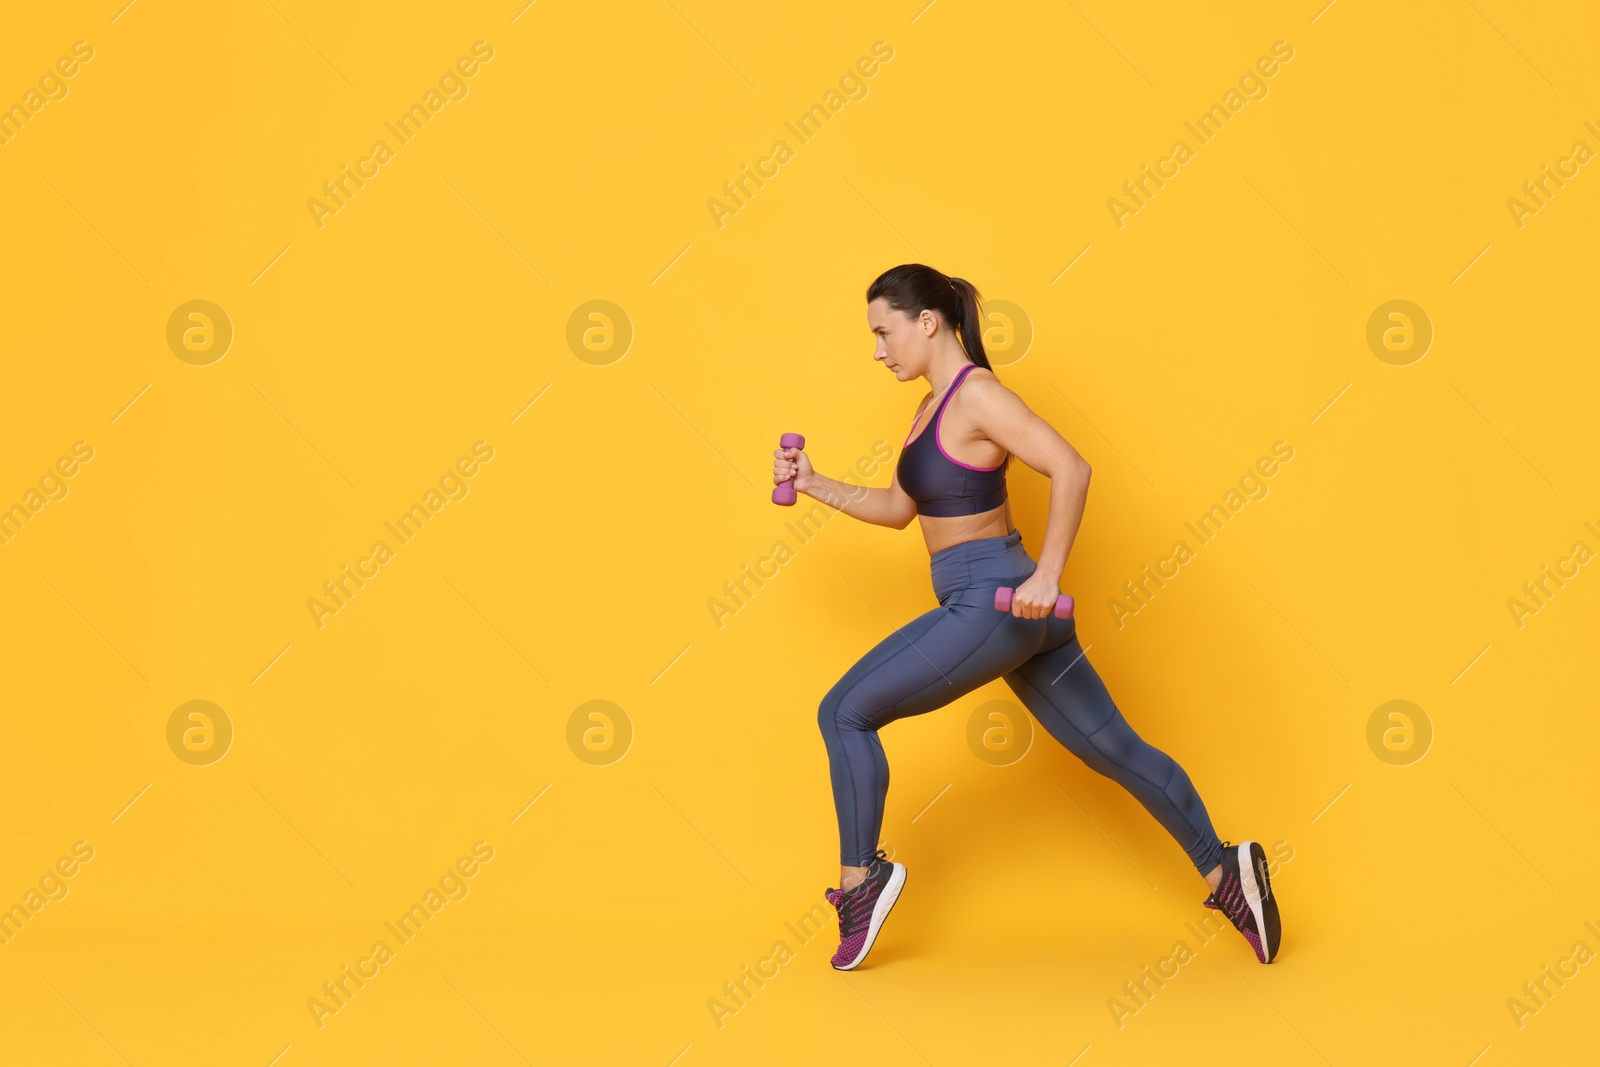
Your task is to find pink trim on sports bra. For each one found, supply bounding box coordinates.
[901,382,949,448]
[902,363,1004,471]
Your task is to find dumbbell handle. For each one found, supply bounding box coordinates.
[771,432,806,506]
[994,587,1074,619]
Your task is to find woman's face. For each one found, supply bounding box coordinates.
[868,297,933,381]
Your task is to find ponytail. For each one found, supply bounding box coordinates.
[946,276,990,369]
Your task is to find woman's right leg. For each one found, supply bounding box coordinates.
[1005,621,1285,963]
[1002,621,1226,878]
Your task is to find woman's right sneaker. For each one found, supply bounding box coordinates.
[824,848,906,971]
[1202,839,1281,963]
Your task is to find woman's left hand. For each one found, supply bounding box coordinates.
[1009,570,1062,619]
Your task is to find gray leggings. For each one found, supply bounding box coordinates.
[818,529,1224,874]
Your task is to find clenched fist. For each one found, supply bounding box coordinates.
[773,445,814,493]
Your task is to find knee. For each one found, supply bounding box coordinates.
[825,675,889,735]
[836,704,873,733]
[821,691,878,734]
[1089,718,1153,771]
[818,691,839,735]
[1075,745,1119,779]
[1093,731,1138,768]
[819,687,861,734]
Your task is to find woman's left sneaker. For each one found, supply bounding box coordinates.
[1202,839,1281,963]
[824,848,906,971]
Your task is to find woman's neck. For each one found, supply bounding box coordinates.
[924,351,974,397]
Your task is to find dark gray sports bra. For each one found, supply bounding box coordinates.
[896,363,1009,517]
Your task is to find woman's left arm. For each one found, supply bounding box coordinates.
[967,375,1093,612]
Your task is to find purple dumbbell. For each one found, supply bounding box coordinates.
[771,432,806,506]
[994,587,1075,619]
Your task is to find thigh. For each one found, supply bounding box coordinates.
[1003,629,1122,743]
[825,592,1046,732]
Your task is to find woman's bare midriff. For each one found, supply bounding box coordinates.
[916,497,1015,556]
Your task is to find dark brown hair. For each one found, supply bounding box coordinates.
[866,264,992,370]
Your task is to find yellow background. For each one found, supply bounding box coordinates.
[1,0,1597,1063]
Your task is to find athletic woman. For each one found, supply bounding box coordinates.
[772,264,1282,971]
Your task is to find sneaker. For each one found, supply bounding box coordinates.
[824,848,907,970]
[1202,839,1281,963]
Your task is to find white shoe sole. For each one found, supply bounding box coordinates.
[1236,840,1278,962]
[834,863,906,970]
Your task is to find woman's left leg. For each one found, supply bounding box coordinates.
[815,591,1047,970]
[817,593,1045,872]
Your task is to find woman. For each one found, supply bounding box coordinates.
[772,264,1282,971]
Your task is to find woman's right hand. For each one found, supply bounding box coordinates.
[773,445,814,494]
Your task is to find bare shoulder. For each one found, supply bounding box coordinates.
[960,366,1021,405]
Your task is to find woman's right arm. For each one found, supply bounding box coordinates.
[773,393,929,530]
[797,464,916,529]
